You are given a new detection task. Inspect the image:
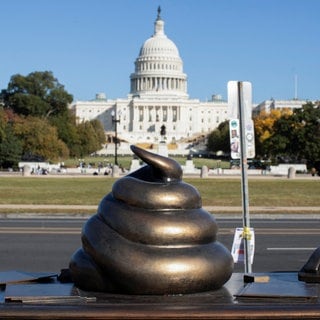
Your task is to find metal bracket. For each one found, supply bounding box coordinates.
[298,247,320,283]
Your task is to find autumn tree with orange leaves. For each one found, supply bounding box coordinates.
[253,108,292,158]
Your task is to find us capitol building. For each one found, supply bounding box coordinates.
[70,7,307,156]
[70,8,229,155]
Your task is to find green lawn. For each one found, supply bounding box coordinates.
[193,179,320,207]
[0,177,319,209]
[64,156,230,170]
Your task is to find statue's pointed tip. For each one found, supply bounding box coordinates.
[130,145,145,158]
[130,145,182,182]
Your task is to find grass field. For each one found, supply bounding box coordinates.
[64,156,230,171]
[0,176,319,213]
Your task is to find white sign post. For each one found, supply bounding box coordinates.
[228,81,255,274]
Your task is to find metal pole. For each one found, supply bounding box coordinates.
[114,117,118,166]
[237,81,252,274]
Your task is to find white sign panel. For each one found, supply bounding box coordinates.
[228,81,240,119]
[228,80,255,159]
[229,119,255,159]
[245,120,255,159]
[227,81,253,124]
[231,227,255,264]
[229,119,240,159]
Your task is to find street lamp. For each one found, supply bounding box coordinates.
[111,110,120,166]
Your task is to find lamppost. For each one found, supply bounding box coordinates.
[111,110,120,166]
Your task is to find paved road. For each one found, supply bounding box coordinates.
[217,217,320,273]
[0,217,319,274]
[0,218,82,273]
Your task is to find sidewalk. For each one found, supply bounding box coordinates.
[0,204,319,218]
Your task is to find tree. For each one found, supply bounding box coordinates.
[1,71,73,118]
[0,108,6,142]
[13,116,69,161]
[75,120,106,157]
[0,108,23,168]
[253,108,291,158]
[0,124,23,168]
[289,103,320,166]
[207,121,230,155]
[49,110,81,157]
[0,71,108,161]
[266,102,320,166]
[90,119,107,146]
[254,109,291,143]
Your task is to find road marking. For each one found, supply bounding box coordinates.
[267,247,316,251]
[219,228,320,235]
[0,227,81,235]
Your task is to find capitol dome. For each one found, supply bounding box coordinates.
[139,35,179,58]
[130,7,188,98]
[139,17,180,58]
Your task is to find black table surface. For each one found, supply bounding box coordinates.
[0,271,320,319]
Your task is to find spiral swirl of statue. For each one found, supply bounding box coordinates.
[69,145,234,294]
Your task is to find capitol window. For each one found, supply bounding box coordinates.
[163,108,167,121]
[139,107,143,121]
[172,107,177,122]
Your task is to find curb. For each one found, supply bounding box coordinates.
[1,204,320,212]
[0,205,319,219]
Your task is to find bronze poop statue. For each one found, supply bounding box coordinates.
[69,145,234,294]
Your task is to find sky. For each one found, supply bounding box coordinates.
[0,0,319,104]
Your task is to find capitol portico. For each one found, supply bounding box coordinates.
[70,7,229,155]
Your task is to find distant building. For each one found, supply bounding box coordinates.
[70,8,229,152]
[252,98,308,116]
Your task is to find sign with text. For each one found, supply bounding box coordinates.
[228,81,255,159]
[231,227,255,264]
[229,119,255,159]
[229,119,240,159]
